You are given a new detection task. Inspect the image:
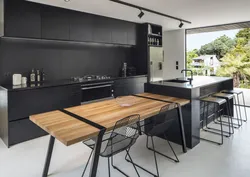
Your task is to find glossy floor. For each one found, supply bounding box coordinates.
[0,108,249,177]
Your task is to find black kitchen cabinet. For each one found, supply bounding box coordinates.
[4,0,41,38]
[0,84,81,147]
[9,118,47,146]
[69,12,93,42]
[41,6,70,40]
[114,76,147,97]
[127,23,137,45]
[111,20,127,44]
[92,16,112,43]
[8,85,81,121]
[1,0,137,45]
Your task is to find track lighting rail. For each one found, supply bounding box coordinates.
[110,0,191,24]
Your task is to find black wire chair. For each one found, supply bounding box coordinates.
[82,114,141,177]
[126,103,179,177]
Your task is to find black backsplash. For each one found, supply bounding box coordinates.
[0,38,134,85]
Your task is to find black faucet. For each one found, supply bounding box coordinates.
[181,69,193,85]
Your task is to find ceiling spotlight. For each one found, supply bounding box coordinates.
[138,9,144,18]
[64,0,70,2]
[179,21,184,28]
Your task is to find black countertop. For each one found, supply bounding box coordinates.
[0,75,147,91]
[150,76,232,89]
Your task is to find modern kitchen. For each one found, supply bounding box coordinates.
[0,0,249,177]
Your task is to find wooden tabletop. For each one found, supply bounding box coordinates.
[136,93,190,106]
[30,93,190,146]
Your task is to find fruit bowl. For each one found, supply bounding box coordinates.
[115,96,136,107]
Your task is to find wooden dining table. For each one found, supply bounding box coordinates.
[30,93,190,177]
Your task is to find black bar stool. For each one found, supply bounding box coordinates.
[200,96,230,145]
[212,92,240,130]
[222,90,248,122]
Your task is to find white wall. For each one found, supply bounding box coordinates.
[163,29,185,79]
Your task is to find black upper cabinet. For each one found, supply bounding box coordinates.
[70,12,93,42]
[127,23,137,45]
[92,16,112,43]
[111,20,127,45]
[41,6,70,40]
[3,0,137,45]
[4,0,41,38]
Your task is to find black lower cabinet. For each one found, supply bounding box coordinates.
[9,118,47,146]
[114,76,147,97]
[0,84,81,147]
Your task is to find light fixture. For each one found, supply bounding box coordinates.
[179,21,184,28]
[138,9,144,19]
[64,0,70,2]
[110,0,191,24]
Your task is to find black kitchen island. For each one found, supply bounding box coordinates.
[145,76,233,149]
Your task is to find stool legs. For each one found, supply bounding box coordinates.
[200,102,224,145]
[205,103,231,137]
[241,92,248,122]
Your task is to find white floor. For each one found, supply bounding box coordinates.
[0,108,250,177]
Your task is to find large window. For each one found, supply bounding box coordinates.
[186,27,250,89]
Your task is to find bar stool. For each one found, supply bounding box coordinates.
[212,92,240,131]
[222,90,248,123]
[200,96,229,145]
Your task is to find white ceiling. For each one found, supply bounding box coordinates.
[27,0,250,30]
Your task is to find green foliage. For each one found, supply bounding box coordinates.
[216,44,250,87]
[186,49,198,67]
[236,28,250,46]
[199,35,235,59]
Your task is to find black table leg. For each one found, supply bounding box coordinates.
[177,104,187,153]
[42,136,55,177]
[88,129,106,177]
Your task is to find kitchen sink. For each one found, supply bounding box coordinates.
[164,79,189,83]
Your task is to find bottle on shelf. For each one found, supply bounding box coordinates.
[30,69,36,83]
[41,69,45,82]
[157,39,160,46]
[121,63,127,77]
[37,69,41,82]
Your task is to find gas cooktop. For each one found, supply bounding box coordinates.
[71,75,112,82]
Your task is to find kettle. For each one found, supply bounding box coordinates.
[12,74,22,86]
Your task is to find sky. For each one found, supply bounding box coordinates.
[187,29,240,51]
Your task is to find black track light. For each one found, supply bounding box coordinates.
[179,21,184,28]
[138,9,144,18]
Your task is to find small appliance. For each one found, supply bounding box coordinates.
[12,74,22,86]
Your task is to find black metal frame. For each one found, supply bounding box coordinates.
[212,95,240,130]
[200,101,224,145]
[132,94,187,153]
[109,0,191,24]
[125,98,185,177]
[81,114,141,177]
[42,109,106,177]
[222,90,248,122]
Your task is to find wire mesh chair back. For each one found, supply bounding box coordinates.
[101,114,140,157]
[147,103,177,136]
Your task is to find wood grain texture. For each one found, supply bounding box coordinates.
[30,94,190,146]
[137,92,190,106]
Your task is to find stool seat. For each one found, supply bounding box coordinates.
[201,97,227,105]
[222,90,243,95]
[213,93,234,100]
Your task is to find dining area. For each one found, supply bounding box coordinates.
[29,93,190,177]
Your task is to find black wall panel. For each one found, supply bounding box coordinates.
[0,38,133,84]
